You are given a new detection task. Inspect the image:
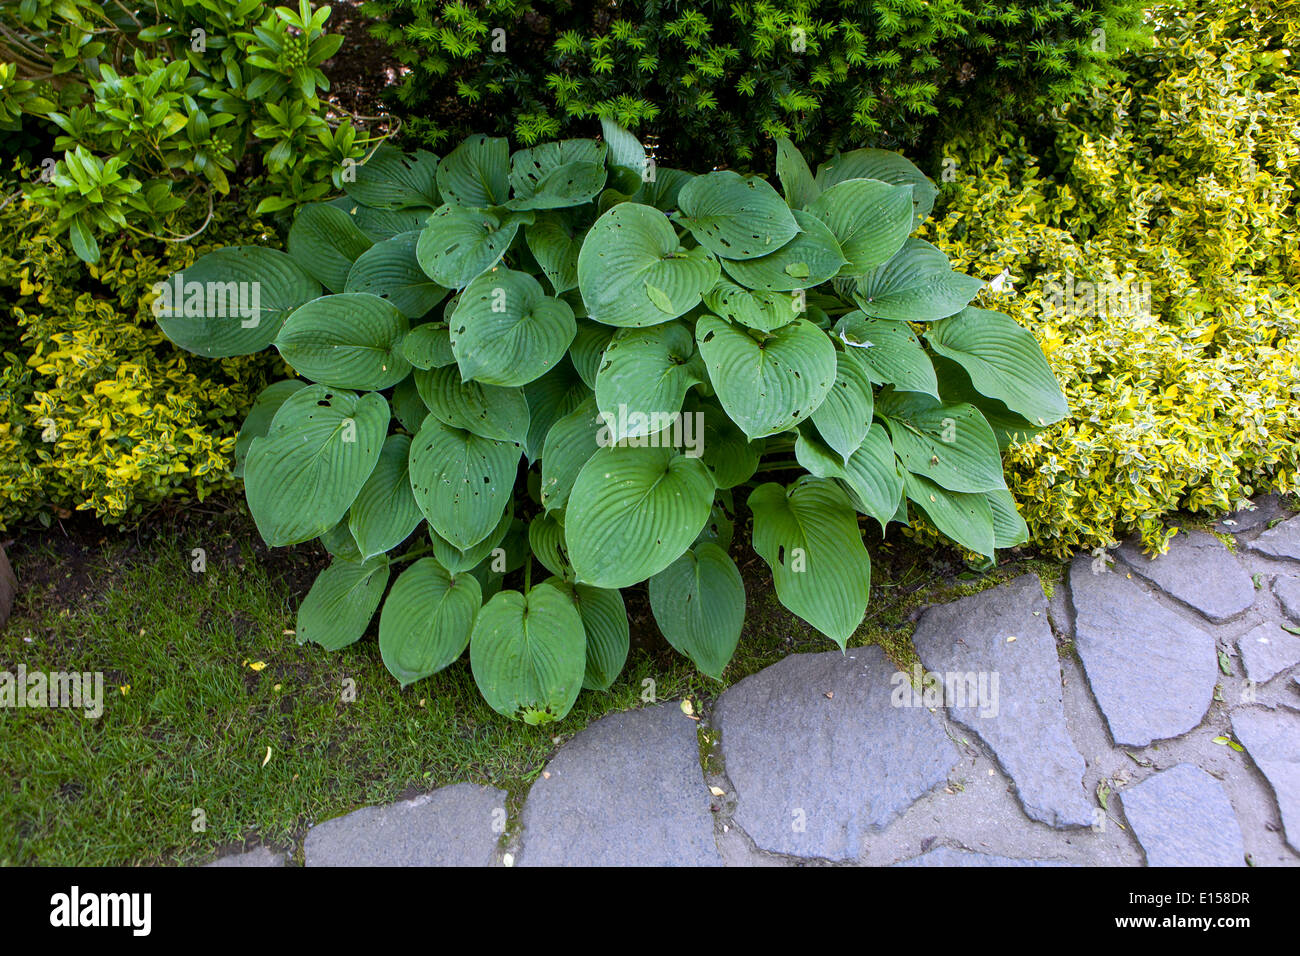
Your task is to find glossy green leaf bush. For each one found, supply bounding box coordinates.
[363,0,1149,166]
[155,125,1065,721]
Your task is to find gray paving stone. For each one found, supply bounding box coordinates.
[517,703,721,866]
[1117,531,1254,623]
[714,647,958,861]
[1235,622,1300,684]
[1119,764,1245,867]
[1232,707,1300,854]
[203,846,287,867]
[1247,515,1300,562]
[1069,556,1218,747]
[304,783,505,866]
[894,847,1071,867]
[912,574,1092,828]
[1274,574,1300,622]
[1216,495,1285,534]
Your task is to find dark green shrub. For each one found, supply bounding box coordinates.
[365,0,1150,167]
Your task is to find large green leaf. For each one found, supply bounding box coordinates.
[414,365,530,443]
[705,280,803,333]
[633,167,694,210]
[810,349,875,462]
[344,230,448,318]
[694,400,761,489]
[775,137,820,210]
[877,390,1006,493]
[719,209,846,292]
[932,355,1049,450]
[595,321,702,442]
[648,542,744,680]
[540,397,604,512]
[508,139,607,209]
[392,374,428,432]
[903,471,996,558]
[297,556,390,650]
[522,358,589,462]
[528,511,573,578]
[569,320,614,388]
[600,118,647,179]
[348,434,424,560]
[400,322,456,370]
[233,379,306,478]
[748,477,871,648]
[345,145,440,209]
[274,293,411,390]
[470,582,586,723]
[526,210,587,295]
[429,501,514,573]
[793,426,901,533]
[854,239,984,321]
[415,204,532,288]
[986,487,1030,549]
[577,202,719,327]
[350,204,436,242]
[244,386,388,546]
[545,577,629,691]
[436,134,510,207]
[696,315,836,440]
[409,414,520,549]
[814,149,938,227]
[378,558,480,686]
[833,311,938,397]
[806,179,913,276]
[924,307,1067,425]
[676,170,799,260]
[449,268,576,387]
[154,247,321,357]
[566,445,715,588]
[288,203,374,292]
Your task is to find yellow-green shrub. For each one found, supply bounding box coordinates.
[923,0,1300,556]
[0,178,286,530]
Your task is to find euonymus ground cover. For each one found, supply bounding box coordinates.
[154,122,1066,723]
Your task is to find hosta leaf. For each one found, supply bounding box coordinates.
[234,379,306,478]
[429,501,514,573]
[705,280,803,333]
[793,426,901,533]
[775,136,820,210]
[633,167,694,210]
[814,148,938,227]
[409,414,520,550]
[932,355,1049,450]
[344,230,448,319]
[297,557,389,650]
[924,307,1068,425]
[810,349,875,462]
[449,268,576,386]
[275,293,411,390]
[401,322,456,370]
[288,203,374,292]
[540,397,604,512]
[807,178,913,276]
[522,357,589,462]
[348,434,424,560]
[566,445,715,588]
[903,471,996,558]
[834,311,938,398]
[320,519,362,562]
[719,209,847,291]
[595,321,702,442]
[155,247,321,357]
[649,542,744,680]
[244,386,388,546]
[600,118,647,179]
[436,133,509,207]
[470,582,587,723]
[391,375,427,432]
[577,202,719,327]
[748,477,871,648]
[986,487,1029,549]
[345,145,440,209]
[696,315,836,440]
[509,140,607,209]
[526,210,587,295]
[415,204,532,288]
[414,366,530,444]
[351,204,435,242]
[676,170,799,260]
[547,578,629,692]
[569,320,614,388]
[877,390,1005,493]
[529,511,573,578]
[378,558,480,687]
[696,399,761,489]
[854,239,984,322]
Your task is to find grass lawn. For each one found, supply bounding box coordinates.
[0,498,1065,865]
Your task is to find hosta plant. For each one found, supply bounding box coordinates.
[154,122,1067,723]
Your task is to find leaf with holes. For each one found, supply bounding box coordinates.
[414,366,530,444]
[677,170,799,260]
[345,145,441,209]
[345,231,448,318]
[416,204,532,288]
[436,134,510,207]
[834,311,938,397]
[649,542,744,680]
[449,268,576,387]
[595,322,703,442]
[719,209,846,292]
[409,414,520,550]
[810,349,875,462]
[348,434,424,560]
[288,203,374,292]
[807,178,913,276]
[854,239,984,321]
[877,390,1005,493]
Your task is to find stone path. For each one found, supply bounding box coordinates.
[208,498,1300,867]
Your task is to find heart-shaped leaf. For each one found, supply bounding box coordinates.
[834,311,939,397]
[815,148,938,227]
[526,210,588,295]
[428,501,514,573]
[401,322,456,370]
[288,203,374,292]
[545,578,630,692]
[275,292,412,390]
[409,413,520,550]
[234,379,307,478]
[416,204,532,288]
[705,280,804,333]
[810,349,875,462]
[345,145,441,209]
[379,558,480,686]
[449,268,576,386]
[436,134,510,207]
[348,434,424,560]
[345,230,448,318]
[719,209,847,291]
[877,390,1005,493]
[649,542,744,679]
[806,178,913,276]
[297,556,390,650]
[595,321,702,442]
[676,170,799,260]
[854,239,984,321]
[414,366,530,443]
[903,471,996,558]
